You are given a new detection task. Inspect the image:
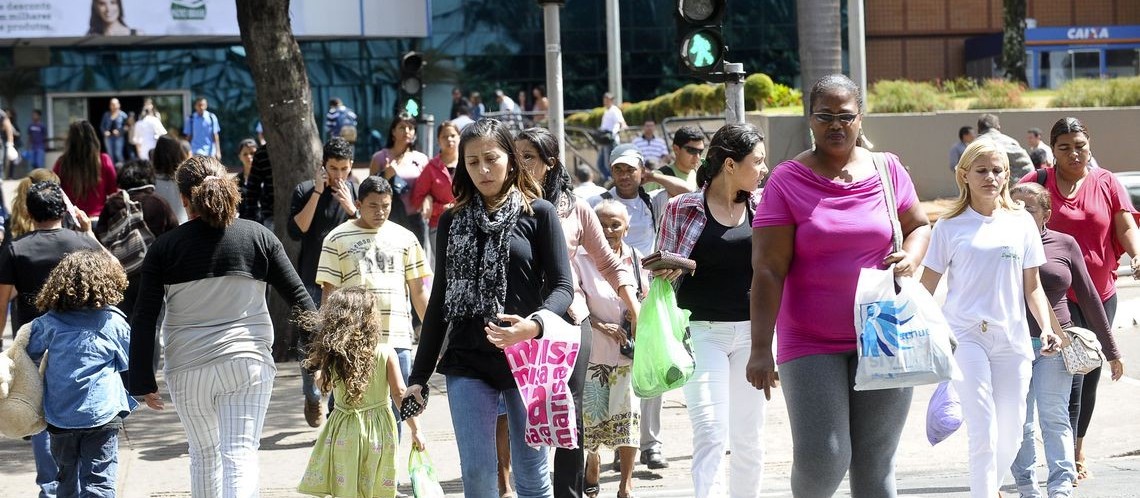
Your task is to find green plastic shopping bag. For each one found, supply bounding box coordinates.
[632,276,694,398]
[408,447,445,498]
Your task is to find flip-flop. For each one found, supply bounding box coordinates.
[584,482,600,498]
[1076,460,1091,482]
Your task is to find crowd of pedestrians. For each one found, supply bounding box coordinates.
[0,74,1132,498]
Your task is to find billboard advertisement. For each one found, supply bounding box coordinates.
[0,0,428,41]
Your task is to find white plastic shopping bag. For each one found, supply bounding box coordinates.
[853,267,960,390]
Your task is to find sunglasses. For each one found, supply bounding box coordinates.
[682,145,705,156]
[812,112,860,125]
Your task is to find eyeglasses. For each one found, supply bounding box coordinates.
[682,145,705,156]
[812,112,860,125]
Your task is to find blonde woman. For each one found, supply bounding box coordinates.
[920,138,1065,498]
[4,169,62,245]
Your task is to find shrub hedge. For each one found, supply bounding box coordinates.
[969,79,1028,109]
[1050,76,1140,108]
[566,73,800,128]
[868,80,950,113]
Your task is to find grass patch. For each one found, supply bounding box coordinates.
[869,80,952,113]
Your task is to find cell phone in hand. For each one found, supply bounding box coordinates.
[399,387,429,421]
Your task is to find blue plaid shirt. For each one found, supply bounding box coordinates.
[26,307,137,429]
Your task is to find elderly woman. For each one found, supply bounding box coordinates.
[128,156,315,497]
[575,200,647,498]
[656,123,768,498]
[1017,117,1130,481]
[749,74,931,498]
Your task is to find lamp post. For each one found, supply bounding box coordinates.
[538,0,567,165]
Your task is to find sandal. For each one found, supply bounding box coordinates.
[584,482,599,498]
[1075,460,1091,482]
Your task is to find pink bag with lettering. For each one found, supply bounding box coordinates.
[503,309,582,449]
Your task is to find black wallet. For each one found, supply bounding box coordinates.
[398,387,429,421]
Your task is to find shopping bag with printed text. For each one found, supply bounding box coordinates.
[853,267,959,390]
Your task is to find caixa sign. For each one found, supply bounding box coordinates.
[1068,27,1110,40]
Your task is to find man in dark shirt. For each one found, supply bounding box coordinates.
[0,180,104,498]
[287,137,359,427]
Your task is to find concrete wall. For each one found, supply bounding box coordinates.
[748,108,1140,201]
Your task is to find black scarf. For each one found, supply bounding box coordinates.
[444,190,524,320]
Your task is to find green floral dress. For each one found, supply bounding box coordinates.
[298,346,398,498]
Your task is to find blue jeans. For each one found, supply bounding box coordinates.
[32,430,58,498]
[446,375,551,498]
[301,283,322,403]
[24,148,45,169]
[1011,345,1075,498]
[104,136,124,165]
[48,418,121,498]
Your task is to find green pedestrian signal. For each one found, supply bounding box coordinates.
[675,0,726,79]
[397,51,425,120]
[403,98,420,118]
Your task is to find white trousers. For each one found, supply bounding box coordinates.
[166,357,276,498]
[681,320,767,498]
[952,327,1032,498]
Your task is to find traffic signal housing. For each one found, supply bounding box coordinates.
[675,0,727,80]
[397,51,425,119]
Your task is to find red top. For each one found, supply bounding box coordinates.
[53,153,118,217]
[1019,167,1136,302]
[411,155,456,228]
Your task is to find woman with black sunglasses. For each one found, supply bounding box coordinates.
[749,74,931,497]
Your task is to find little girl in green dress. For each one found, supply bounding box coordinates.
[298,287,426,498]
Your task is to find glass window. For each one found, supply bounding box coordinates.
[1106,49,1140,78]
[1072,51,1101,80]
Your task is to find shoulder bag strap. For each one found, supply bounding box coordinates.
[629,248,644,299]
[872,152,903,254]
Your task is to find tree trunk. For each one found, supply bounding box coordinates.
[1002,0,1028,84]
[796,0,842,144]
[236,0,322,360]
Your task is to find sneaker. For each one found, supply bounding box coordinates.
[640,449,669,469]
[304,399,324,427]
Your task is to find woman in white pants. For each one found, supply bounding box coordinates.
[920,138,1064,498]
[655,123,768,498]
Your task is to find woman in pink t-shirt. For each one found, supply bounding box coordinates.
[370,111,430,250]
[749,74,931,498]
[1016,117,1137,481]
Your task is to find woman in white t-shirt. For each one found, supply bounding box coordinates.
[919,138,1065,498]
[132,106,166,160]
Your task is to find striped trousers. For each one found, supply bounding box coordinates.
[166,358,276,498]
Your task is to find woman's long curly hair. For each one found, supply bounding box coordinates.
[300,287,383,405]
[9,169,61,239]
[36,250,127,312]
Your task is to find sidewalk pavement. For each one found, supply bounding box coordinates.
[2,339,1139,498]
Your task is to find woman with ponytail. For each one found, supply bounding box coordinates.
[127,155,315,497]
[656,123,769,498]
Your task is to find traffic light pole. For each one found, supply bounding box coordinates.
[539,0,566,165]
[724,62,746,125]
